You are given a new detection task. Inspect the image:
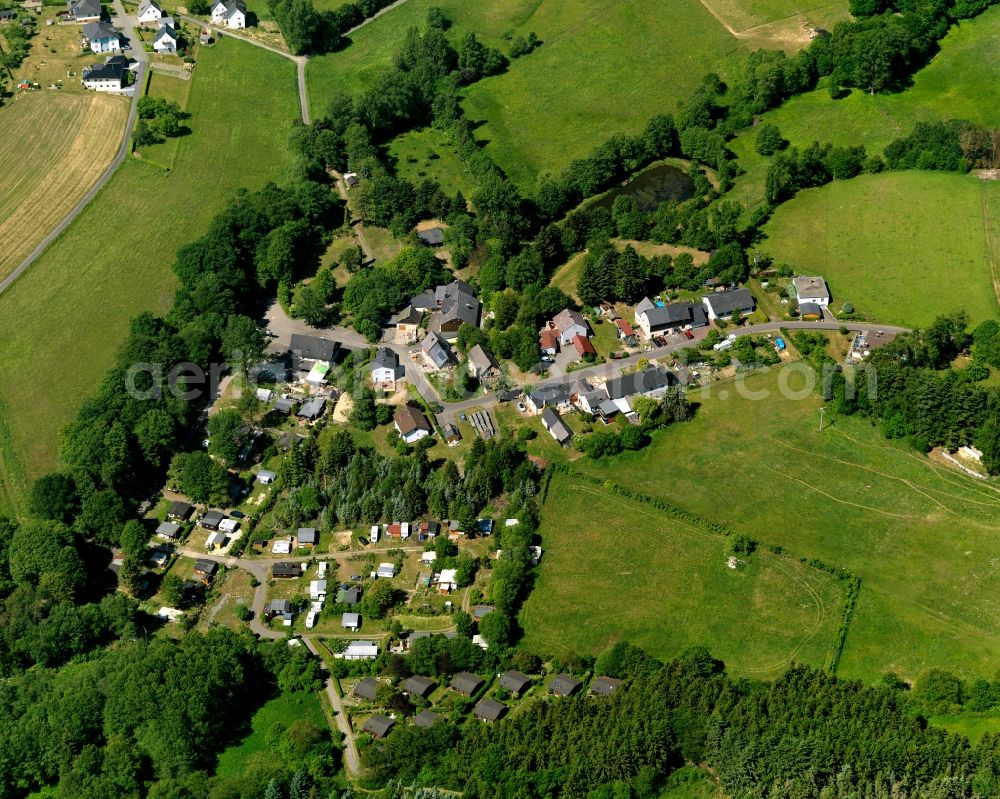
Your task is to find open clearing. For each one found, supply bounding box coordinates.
[137,71,194,170]
[386,126,476,199]
[0,37,299,510]
[700,0,848,47]
[761,172,1000,327]
[571,365,1000,681]
[521,471,845,678]
[0,93,128,281]
[308,0,745,191]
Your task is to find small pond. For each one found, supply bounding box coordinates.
[589,164,694,213]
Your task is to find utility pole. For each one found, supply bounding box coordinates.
[818,407,826,432]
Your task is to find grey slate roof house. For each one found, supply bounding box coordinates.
[417,227,444,246]
[466,344,501,382]
[413,280,481,339]
[337,585,361,605]
[451,672,485,696]
[167,500,193,520]
[414,709,441,728]
[267,598,291,618]
[156,521,180,539]
[68,0,101,22]
[272,562,301,579]
[526,383,571,413]
[353,678,378,701]
[273,397,296,414]
[370,347,404,384]
[403,675,436,698]
[297,397,325,421]
[363,714,395,739]
[499,670,532,695]
[200,510,225,530]
[297,527,317,546]
[549,674,583,696]
[541,406,573,445]
[474,698,508,722]
[605,366,673,401]
[590,676,622,696]
[289,334,338,367]
[421,331,455,370]
[702,287,755,321]
[635,298,708,337]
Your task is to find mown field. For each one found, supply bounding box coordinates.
[521,470,846,678]
[0,37,300,512]
[307,0,745,191]
[386,126,476,199]
[0,93,128,281]
[137,71,194,170]
[761,172,1000,327]
[565,366,1000,682]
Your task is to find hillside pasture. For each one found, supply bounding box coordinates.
[0,93,128,281]
[761,171,1000,327]
[572,366,1000,681]
[521,471,846,678]
[0,37,300,508]
[700,0,849,47]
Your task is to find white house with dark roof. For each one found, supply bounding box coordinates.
[410,279,480,341]
[153,20,176,52]
[136,0,161,24]
[541,407,573,445]
[635,297,708,338]
[702,288,755,321]
[81,54,128,91]
[68,0,101,23]
[82,20,120,53]
[370,347,403,387]
[421,331,455,370]
[210,0,245,27]
[793,276,831,307]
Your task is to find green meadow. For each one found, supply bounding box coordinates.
[761,172,1000,327]
[0,37,300,510]
[554,366,1000,682]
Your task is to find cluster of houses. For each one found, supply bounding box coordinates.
[137,0,177,53]
[210,0,245,28]
[539,308,593,361]
[356,669,624,739]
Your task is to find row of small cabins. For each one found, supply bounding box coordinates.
[358,671,624,738]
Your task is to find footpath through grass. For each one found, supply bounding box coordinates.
[569,366,1000,681]
[0,37,300,508]
[761,172,1000,327]
[522,470,846,679]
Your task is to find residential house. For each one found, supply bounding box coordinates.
[499,670,532,695]
[266,598,292,619]
[392,305,423,344]
[451,672,485,696]
[417,227,444,246]
[370,347,404,387]
[549,308,589,345]
[362,714,395,739]
[156,521,180,540]
[273,397,296,415]
[210,0,245,28]
[549,674,583,696]
[421,331,455,370]
[394,403,433,444]
[337,640,379,660]
[82,21,120,53]
[68,0,101,23]
[474,698,508,722]
[152,20,176,53]
[82,54,127,91]
[525,383,571,414]
[136,0,160,24]
[590,676,622,696]
[167,500,193,521]
[341,612,360,630]
[257,469,277,485]
[575,386,609,415]
[297,528,317,548]
[605,366,673,402]
[793,276,831,307]
[539,328,559,356]
[436,568,458,594]
[414,709,441,727]
[615,318,638,345]
[411,280,481,340]
[200,510,224,530]
[572,334,596,359]
[289,333,338,372]
[272,562,301,579]
[193,560,217,584]
[635,297,708,338]
[353,678,378,701]
[466,344,501,384]
[442,423,461,445]
[297,397,325,422]
[344,171,360,188]
[541,406,573,445]
[337,585,361,605]
[403,675,435,698]
[702,288,755,321]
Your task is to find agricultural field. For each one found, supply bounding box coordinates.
[0,92,128,281]
[521,470,846,678]
[570,365,1000,681]
[727,5,1000,210]
[0,37,300,511]
[307,0,746,191]
[761,171,1000,327]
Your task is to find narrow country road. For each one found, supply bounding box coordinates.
[0,0,146,298]
[303,636,361,777]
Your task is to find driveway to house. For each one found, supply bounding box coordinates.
[0,0,147,298]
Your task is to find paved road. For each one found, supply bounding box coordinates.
[0,0,147,298]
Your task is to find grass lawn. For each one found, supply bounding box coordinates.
[307,0,745,191]
[761,171,1000,327]
[0,37,300,510]
[520,470,846,678]
[930,712,1000,744]
[214,690,327,777]
[386,126,476,199]
[703,0,847,32]
[138,71,194,170]
[569,365,1000,681]
[0,92,128,282]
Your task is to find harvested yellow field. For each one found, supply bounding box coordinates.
[0,92,128,280]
